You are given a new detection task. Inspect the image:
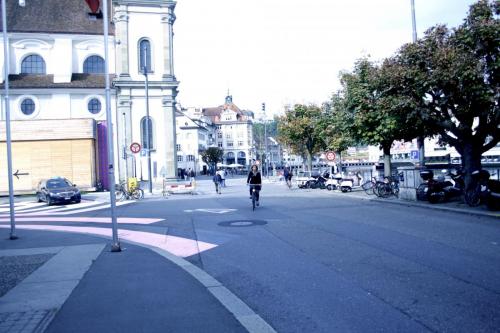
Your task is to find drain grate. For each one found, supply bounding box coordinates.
[218,220,268,227]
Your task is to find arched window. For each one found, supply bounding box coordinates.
[141,117,155,150]
[138,39,152,73]
[238,151,246,158]
[21,55,46,74]
[83,55,105,73]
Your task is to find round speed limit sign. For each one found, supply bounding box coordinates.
[326,151,336,161]
[130,142,141,154]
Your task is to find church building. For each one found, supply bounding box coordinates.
[0,0,178,194]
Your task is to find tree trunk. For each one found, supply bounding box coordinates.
[461,142,483,191]
[383,145,392,177]
[306,150,313,172]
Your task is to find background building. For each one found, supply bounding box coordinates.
[202,95,254,167]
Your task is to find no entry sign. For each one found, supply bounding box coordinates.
[130,142,141,154]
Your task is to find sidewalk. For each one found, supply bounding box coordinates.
[0,229,275,333]
[326,187,500,219]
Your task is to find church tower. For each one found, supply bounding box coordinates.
[113,0,178,182]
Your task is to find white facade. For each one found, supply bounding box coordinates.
[1,0,179,190]
[0,34,115,122]
[175,109,215,174]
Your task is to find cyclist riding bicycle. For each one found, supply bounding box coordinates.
[247,164,262,206]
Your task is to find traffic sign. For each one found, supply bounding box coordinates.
[130,142,141,154]
[326,151,336,161]
[410,150,419,160]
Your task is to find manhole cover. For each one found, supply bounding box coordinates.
[218,219,268,227]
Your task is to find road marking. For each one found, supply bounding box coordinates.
[0,225,217,258]
[0,216,163,224]
[184,208,237,214]
[0,200,134,217]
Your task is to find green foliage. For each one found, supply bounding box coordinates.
[277,104,326,170]
[200,147,224,169]
[393,0,499,185]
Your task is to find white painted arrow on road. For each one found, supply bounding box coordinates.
[184,208,237,214]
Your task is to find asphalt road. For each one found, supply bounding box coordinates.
[6,177,500,332]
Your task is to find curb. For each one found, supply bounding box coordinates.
[325,189,499,219]
[1,226,277,333]
[369,197,500,219]
[131,242,277,333]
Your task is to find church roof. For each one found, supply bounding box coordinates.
[0,0,114,35]
[1,74,115,89]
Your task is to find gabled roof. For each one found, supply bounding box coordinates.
[0,0,114,35]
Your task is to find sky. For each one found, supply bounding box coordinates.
[173,0,478,117]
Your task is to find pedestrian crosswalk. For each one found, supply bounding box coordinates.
[0,200,134,217]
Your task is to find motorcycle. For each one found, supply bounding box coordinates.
[417,170,464,203]
[306,175,328,189]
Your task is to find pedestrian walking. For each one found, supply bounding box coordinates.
[213,171,222,194]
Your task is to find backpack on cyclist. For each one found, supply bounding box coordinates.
[213,173,222,183]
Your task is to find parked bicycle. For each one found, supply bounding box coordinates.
[115,181,144,201]
[375,176,399,198]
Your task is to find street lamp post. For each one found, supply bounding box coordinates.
[102,0,120,252]
[411,0,425,167]
[142,66,153,194]
[2,0,18,240]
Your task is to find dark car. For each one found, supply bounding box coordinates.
[36,177,81,205]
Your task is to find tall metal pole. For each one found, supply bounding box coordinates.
[122,112,128,180]
[411,0,425,167]
[143,68,153,194]
[2,0,17,240]
[411,0,417,43]
[103,0,121,252]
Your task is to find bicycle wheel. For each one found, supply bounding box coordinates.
[362,181,374,195]
[115,189,125,201]
[132,188,144,200]
[252,190,256,211]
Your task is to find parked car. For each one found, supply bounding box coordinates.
[36,177,81,205]
[296,171,315,188]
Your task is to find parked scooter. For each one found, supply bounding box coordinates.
[326,174,342,191]
[417,169,464,203]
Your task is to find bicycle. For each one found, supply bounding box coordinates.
[248,184,262,211]
[361,177,377,195]
[115,181,144,201]
[375,176,399,198]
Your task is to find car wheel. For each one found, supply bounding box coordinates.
[327,185,332,191]
[74,198,81,204]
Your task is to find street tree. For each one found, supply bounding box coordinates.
[277,104,325,171]
[318,99,356,172]
[335,58,420,176]
[395,0,499,188]
[200,147,224,175]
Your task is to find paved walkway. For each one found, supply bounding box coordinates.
[0,230,275,333]
[0,177,498,332]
